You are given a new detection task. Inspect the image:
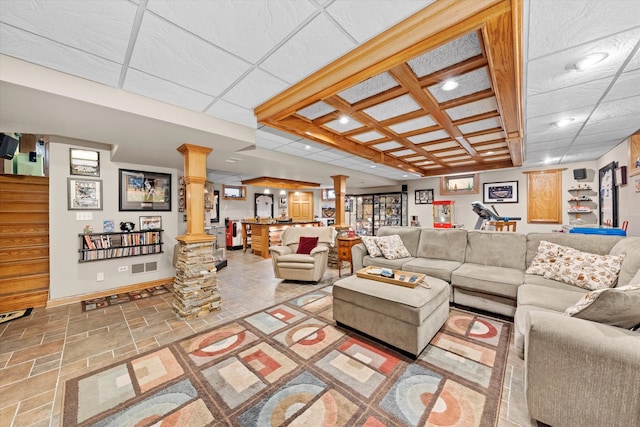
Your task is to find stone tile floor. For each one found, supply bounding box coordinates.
[0,250,535,427]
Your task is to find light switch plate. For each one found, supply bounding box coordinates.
[76,212,93,221]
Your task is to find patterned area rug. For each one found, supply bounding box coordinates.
[81,285,171,311]
[0,307,32,325]
[63,286,511,426]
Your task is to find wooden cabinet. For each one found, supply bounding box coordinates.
[524,169,563,223]
[337,236,362,277]
[242,221,321,259]
[79,230,163,262]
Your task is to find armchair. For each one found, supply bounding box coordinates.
[270,227,334,282]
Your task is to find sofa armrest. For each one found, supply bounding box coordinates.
[351,243,366,271]
[269,246,292,257]
[525,311,640,427]
[309,246,329,256]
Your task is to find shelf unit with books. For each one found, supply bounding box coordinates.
[79,230,163,262]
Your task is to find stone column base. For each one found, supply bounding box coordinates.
[173,241,221,319]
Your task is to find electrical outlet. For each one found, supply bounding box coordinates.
[96,272,104,281]
[118,266,128,272]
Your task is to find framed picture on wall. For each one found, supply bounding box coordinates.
[630,134,640,177]
[119,169,171,211]
[483,181,518,203]
[255,193,274,218]
[598,161,618,227]
[211,190,220,223]
[69,149,100,177]
[440,174,479,195]
[68,178,102,210]
[415,189,434,204]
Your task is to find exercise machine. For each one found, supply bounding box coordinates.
[471,201,521,230]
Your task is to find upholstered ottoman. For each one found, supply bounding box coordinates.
[332,274,450,357]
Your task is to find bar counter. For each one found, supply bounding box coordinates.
[241,220,321,258]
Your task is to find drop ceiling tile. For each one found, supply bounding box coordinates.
[428,67,491,103]
[286,141,324,153]
[205,99,257,128]
[433,149,467,158]
[591,96,640,122]
[123,69,214,112]
[446,97,497,121]
[408,129,451,144]
[322,149,352,159]
[222,68,289,109]
[526,138,574,152]
[362,94,421,121]
[457,117,501,134]
[131,13,251,96]
[525,105,593,135]
[255,138,286,150]
[338,72,399,104]
[603,69,640,102]
[297,101,335,120]
[405,156,427,162]
[304,152,336,163]
[477,142,509,151]
[526,27,640,96]
[580,117,640,138]
[327,0,433,43]
[408,32,482,78]
[390,149,416,157]
[388,116,437,134]
[352,131,385,143]
[147,0,315,63]
[372,141,403,151]
[448,160,477,166]
[256,127,299,145]
[415,160,435,166]
[467,132,505,144]
[423,141,459,151]
[275,145,311,157]
[526,77,609,119]
[0,0,136,63]
[260,14,355,84]
[526,0,640,59]
[324,118,364,133]
[0,24,121,87]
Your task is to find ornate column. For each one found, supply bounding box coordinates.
[173,144,220,319]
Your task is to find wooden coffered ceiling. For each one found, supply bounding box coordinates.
[241,176,320,190]
[255,0,522,177]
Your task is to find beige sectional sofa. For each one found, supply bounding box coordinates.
[350,226,640,427]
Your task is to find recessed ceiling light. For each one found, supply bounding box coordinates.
[442,79,458,91]
[339,115,349,124]
[305,145,311,150]
[370,165,377,168]
[263,188,270,194]
[486,151,494,155]
[403,174,408,177]
[569,52,609,71]
[279,189,286,195]
[555,118,575,127]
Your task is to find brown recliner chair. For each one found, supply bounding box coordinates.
[269,227,334,282]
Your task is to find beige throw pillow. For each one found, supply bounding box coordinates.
[376,235,412,260]
[526,240,625,290]
[361,236,382,258]
[564,284,640,329]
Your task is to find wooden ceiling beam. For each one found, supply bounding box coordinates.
[241,176,320,189]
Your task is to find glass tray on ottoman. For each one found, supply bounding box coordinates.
[356,266,429,289]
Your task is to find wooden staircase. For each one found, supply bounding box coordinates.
[0,174,49,311]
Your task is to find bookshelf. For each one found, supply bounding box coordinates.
[79,230,163,262]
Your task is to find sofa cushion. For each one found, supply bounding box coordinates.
[363,255,412,270]
[526,240,571,276]
[451,263,524,298]
[415,228,467,262]
[609,237,640,286]
[525,232,622,267]
[376,234,412,259]
[402,258,463,282]
[564,284,640,329]
[377,226,421,256]
[296,236,318,254]
[524,274,592,293]
[465,231,527,270]
[361,236,382,257]
[518,284,586,312]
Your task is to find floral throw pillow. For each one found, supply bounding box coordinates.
[548,247,625,290]
[525,241,570,276]
[564,284,640,329]
[361,236,382,258]
[376,235,412,260]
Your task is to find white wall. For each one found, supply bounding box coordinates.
[406,138,639,237]
[49,141,179,300]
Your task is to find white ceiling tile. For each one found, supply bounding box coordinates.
[304,152,336,163]
[409,32,482,78]
[256,128,298,145]
[321,150,351,159]
[362,94,421,121]
[147,0,315,63]
[130,13,251,96]
[457,117,502,134]
[425,141,459,151]
[526,27,640,96]
[527,0,640,59]
[526,138,574,153]
[388,115,437,134]
[222,68,288,109]
[260,14,355,84]
[275,145,310,157]
[205,99,256,128]
[428,67,491,103]
[602,69,640,102]
[327,0,433,43]
[297,101,335,120]
[405,156,426,162]
[323,118,363,133]
[372,141,403,151]
[0,24,122,87]
[446,97,497,121]
[408,129,451,144]
[0,0,136,63]
[591,96,640,122]
[467,131,505,144]
[580,117,640,137]
[338,72,398,104]
[351,131,384,143]
[526,77,610,118]
[255,138,286,150]
[123,69,214,111]
[525,105,593,135]
[390,149,416,157]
